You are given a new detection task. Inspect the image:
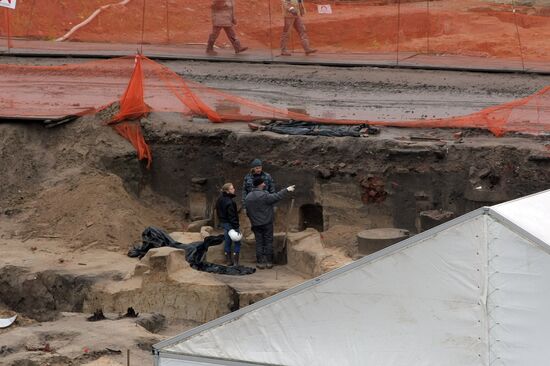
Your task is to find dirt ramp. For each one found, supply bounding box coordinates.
[21,172,182,251]
[0,115,131,206]
[0,123,57,205]
[0,115,186,251]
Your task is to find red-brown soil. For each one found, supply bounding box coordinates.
[1,0,549,62]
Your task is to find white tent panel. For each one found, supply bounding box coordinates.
[491,190,550,246]
[159,359,211,366]
[486,218,550,366]
[157,191,550,366]
[165,216,488,366]
[158,354,258,366]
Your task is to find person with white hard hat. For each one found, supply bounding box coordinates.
[216,183,243,266]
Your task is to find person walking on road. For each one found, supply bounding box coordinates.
[206,0,248,55]
[280,0,317,56]
[245,177,295,269]
[216,183,242,266]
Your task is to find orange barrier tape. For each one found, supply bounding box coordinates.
[1,55,548,168]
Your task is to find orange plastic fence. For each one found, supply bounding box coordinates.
[1,1,550,71]
[1,55,548,167]
[109,56,153,167]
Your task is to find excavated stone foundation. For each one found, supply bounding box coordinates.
[0,110,548,365]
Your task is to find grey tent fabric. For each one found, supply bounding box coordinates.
[154,190,550,366]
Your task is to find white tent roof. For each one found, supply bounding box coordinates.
[154,190,550,366]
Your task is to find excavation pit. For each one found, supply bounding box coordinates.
[0,60,549,365]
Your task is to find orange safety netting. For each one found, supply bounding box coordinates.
[1,55,548,168]
[109,55,152,167]
[1,1,550,72]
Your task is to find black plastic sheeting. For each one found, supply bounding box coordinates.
[128,227,255,275]
[261,121,380,137]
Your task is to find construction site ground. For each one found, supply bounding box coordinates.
[2,40,549,74]
[0,56,549,366]
[2,0,550,73]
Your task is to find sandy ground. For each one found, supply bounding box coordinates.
[0,230,178,366]
[0,312,162,366]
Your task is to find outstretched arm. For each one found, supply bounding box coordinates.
[264,188,289,205]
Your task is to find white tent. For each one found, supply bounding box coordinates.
[154,190,550,366]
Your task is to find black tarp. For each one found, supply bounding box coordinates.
[128,227,255,275]
[260,121,379,137]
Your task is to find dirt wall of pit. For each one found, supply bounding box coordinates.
[1,114,548,242]
[140,118,550,235]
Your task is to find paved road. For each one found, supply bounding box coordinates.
[166,60,550,121]
[1,56,549,122]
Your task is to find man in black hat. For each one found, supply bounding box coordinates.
[242,158,275,210]
[245,177,295,269]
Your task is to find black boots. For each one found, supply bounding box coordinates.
[256,256,273,269]
[225,252,233,266]
[225,252,241,266]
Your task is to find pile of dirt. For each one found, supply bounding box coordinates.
[19,172,184,251]
[0,113,186,253]
[0,113,127,207]
[0,123,55,207]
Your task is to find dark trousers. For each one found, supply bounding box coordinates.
[221,222,241,254]
[251,223,274,263]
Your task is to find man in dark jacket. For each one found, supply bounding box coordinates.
[242,158,275,210]
[216,183,242,266]
[245,177,295,269]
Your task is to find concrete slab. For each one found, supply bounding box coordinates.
[357,228,410,255]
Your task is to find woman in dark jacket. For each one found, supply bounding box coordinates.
[216,183,242,266]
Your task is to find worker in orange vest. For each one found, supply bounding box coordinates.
[206,0,248,55]
[280,0,317,56]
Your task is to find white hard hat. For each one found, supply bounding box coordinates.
[228,229,243,242]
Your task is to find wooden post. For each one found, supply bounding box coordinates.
[426,0,430,54]
[396,0,401,65]
[165,0,170,44]
[4,8,12,52]
[140,0,147,54]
